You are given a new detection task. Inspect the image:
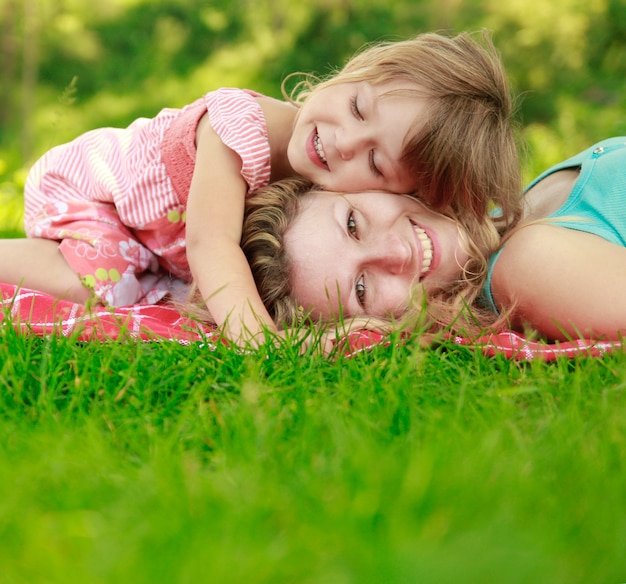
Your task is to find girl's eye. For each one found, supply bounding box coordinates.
[350,95,364,120]
[350,95,382,178]
[355,276,366,307]
[369,150,383,178]
[347,212,357,237]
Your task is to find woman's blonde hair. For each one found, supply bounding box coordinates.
[285,30,523,229]
[240,178,305,327]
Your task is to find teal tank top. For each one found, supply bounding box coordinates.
[483,137,626,313]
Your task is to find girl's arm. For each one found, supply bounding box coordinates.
[490,224,626,341]
[185,114,277,344]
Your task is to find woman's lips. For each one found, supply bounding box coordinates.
[411,221,435,279]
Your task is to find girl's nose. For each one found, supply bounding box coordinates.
[335,126,366,161]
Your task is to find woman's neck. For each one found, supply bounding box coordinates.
[522,168,580,222]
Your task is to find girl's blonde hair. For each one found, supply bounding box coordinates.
[285,30,523,229]
[238,177,506,338]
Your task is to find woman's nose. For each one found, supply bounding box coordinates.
[364,236,410,275]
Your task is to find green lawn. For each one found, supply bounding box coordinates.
[1,324,625,583]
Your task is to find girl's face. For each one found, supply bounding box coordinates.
[284,191,469,321]
[288,80,427,194]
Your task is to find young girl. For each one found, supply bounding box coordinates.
[2,31,521,344]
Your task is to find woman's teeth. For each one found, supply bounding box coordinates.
[313,131,327,165]
[414,225,433,275]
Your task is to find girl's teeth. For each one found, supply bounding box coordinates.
[414,226,433,275]
[314,132,327,165]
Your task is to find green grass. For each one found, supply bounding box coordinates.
[1,323,625,584]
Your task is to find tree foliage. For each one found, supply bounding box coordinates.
[1,0,625,191]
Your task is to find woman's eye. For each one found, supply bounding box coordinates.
[347,212,357,236]
[350,95,364,120]
[355,276,366,307]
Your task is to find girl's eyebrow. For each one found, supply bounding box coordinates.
[370,88,409,187]
[362,82,377,115]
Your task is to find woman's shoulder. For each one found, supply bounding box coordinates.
[490,224,568,315]
[495,221,585,278]
[491,222,626,339]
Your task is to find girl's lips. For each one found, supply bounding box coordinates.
[306,129,328,170]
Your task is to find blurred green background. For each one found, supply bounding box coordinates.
[1,0,625,232]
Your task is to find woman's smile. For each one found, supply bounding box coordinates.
[410,221,435,276]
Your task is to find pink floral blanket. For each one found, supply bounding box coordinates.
[0,283,620,361]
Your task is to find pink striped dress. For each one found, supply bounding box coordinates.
[24,88,272,306]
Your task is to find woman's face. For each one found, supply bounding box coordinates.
[284,191,469,320]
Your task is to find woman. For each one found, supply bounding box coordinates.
[243,138,626,344]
